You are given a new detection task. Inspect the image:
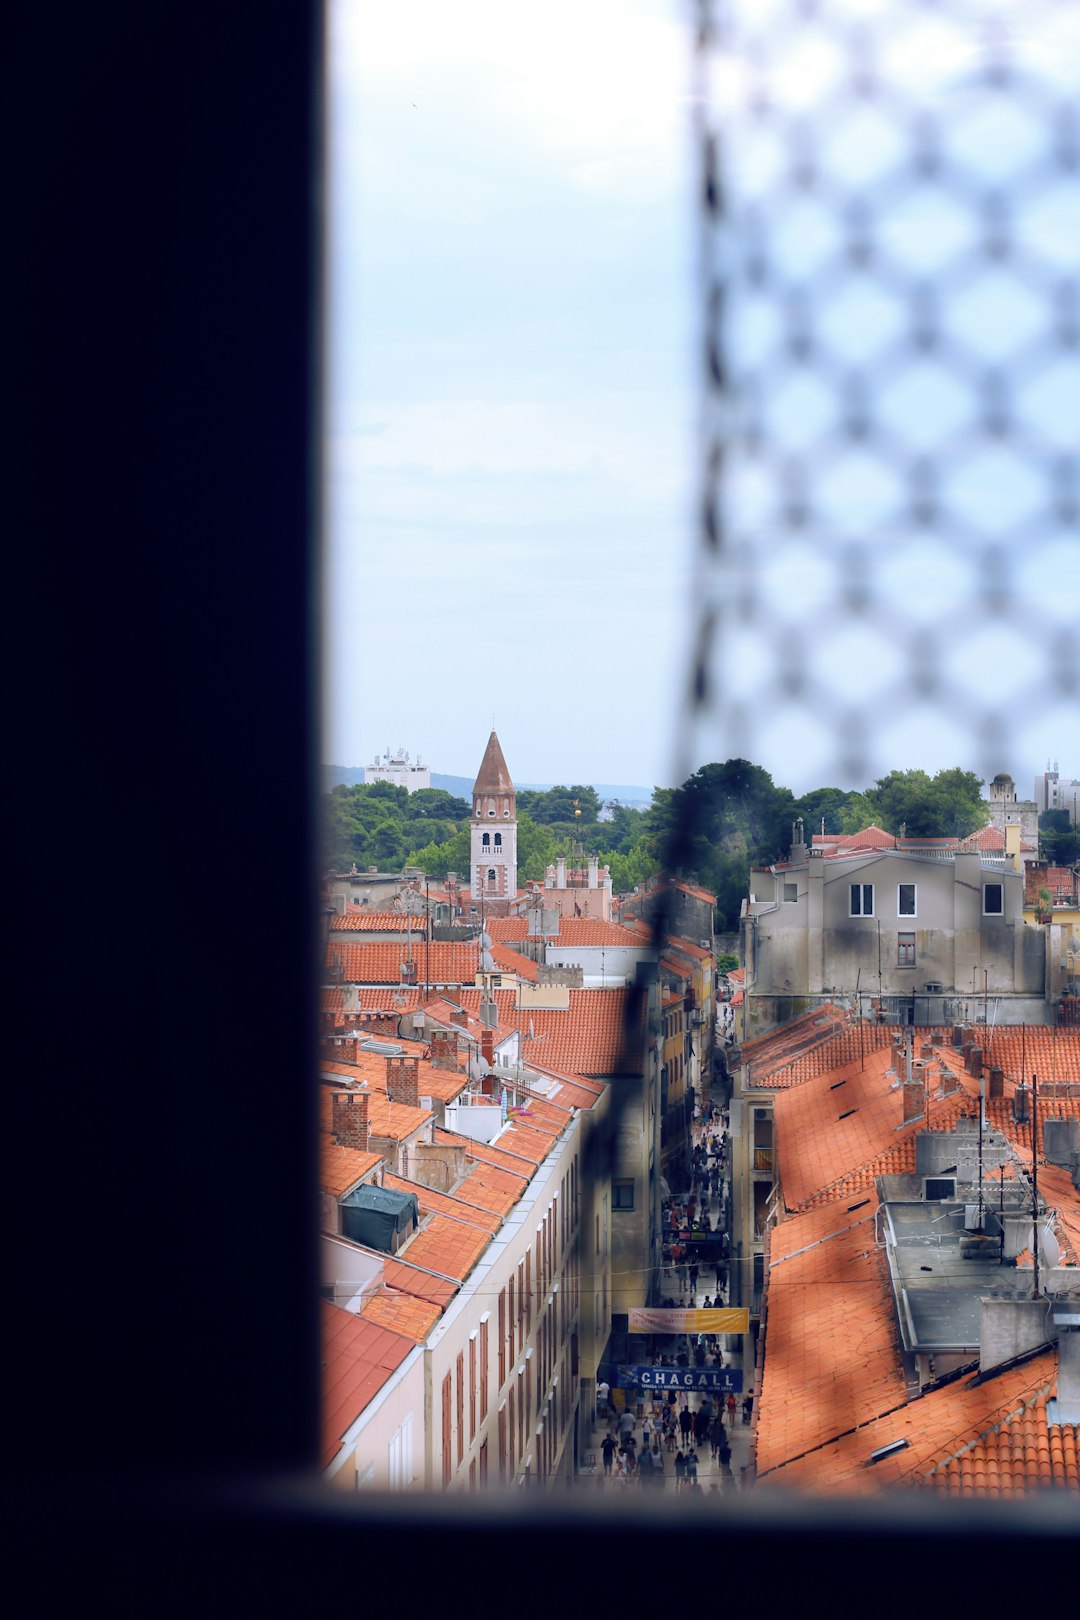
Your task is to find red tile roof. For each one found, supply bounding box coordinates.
[755,1195,908,1478]
[403,1212,491,1281]
[775,1046,957,1211]
[544,919,648,947]
[458,986,644,1076]
[327,941,482,985]
[358,1291,442,1343]
[321,1141,383,1200]
[330,911,423,932]
[490,942,539,981]
[321,1301,415,1469]
[381,1172,501,1234]
[433,1126,541,1179]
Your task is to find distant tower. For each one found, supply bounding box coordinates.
[470,731,517,902]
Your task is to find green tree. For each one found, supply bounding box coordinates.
[1039,809,1080,865]
[405,788,470,821]
[866,768,985,837]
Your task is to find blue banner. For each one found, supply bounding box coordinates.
[617,1365,743,1394]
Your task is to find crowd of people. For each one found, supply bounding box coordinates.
[591,1095,753,1494]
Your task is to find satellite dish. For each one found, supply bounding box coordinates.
[1039,1224,1061,1270]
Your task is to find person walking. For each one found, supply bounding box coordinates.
[726,1392,737,1428]
[678,1404,692,1444]
[601,1432,617,1476]
[674,1450,686,1490]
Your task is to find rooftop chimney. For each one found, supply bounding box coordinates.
[988,1065,1004,1099]
[430,1029,459,1071]
[332,1087,370,1151]
[481,1028,495,1067]
[386,1056,419,1108]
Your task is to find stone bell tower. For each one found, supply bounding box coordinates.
[470,730,517,903]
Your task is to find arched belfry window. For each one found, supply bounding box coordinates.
[482,832,490,847]
[494,832,502,847]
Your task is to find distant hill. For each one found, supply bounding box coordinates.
[323,765,651,806]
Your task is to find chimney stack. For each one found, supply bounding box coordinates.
[386,1056,420,1108]
[332,1087,370,1151]
[988,1065,1004,1099]
[481,1028,495,1067]
[430,1029,459,1071]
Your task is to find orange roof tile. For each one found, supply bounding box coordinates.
[756,1195,908,1478]
[542,918,649,947]
[327,941,484,985]
[490,942,539,981]
[760,1349,1069,1497]
[486,916,529,942]
[381,1254,458,1309]
[775,1046,953,1210]
[455,1158,529,1216]
[330,911,423,932]
[358,1290,442,1343]
[321,1300,415,1469]
[458,986,644,1076]
[433,1126,540,1180]
[403,1212,491,1281]
[320,1141,383,1200]
[381,1171,500,1234]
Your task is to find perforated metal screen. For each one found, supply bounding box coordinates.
[685,0,1079,791]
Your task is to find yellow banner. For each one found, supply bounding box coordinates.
[628,1307,749,1335]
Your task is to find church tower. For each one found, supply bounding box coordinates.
[470,730,517,903]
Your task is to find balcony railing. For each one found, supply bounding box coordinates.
[753,1147,773,1172]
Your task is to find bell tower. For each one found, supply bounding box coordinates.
[470,730,517,903]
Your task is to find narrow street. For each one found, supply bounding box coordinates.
[582,1091,754,1496]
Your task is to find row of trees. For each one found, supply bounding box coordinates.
[324,764,1015,930]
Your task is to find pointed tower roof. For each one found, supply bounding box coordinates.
[472,730,514,795]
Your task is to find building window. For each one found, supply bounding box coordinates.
[482,832,490,847]
[494,832,502,847]
[984,883,1004,915]
[897,932,916,967]
[898,883,916,917]
[783,881,798,902]
[850,883,874,916]
[612,1179,634,1211]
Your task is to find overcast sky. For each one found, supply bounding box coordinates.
[323,0,1078,800]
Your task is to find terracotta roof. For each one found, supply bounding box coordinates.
[666,934,712,961]
[472,730,514,795]
[381,1171,500,1234]
[458,986,645,1076]
[455,1158,529,1216]
[379,1254,458,1308]
[326,942,481,986]
[321,1300,415,1469]
[320,1084,433,1144]
[490,942,539,981]
[358,1290,443,1343]
[433,1127,541,1179]
[672,878,717,904]
[486,916,529,942]
[403,1212,491,1281]
[760,1348,1073,1497]
[321,1141,383,1200]
[543,919,648,947]
[493,1119,562,1165]
[775,1046,957,1211]
[739,1003,856,1087]
[329,911,422,933]
[920,1373,1080,1498]
[727,967,746,985]
[756,1194,909,1477]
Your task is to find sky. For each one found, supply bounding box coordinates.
[323,0,1079,801]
